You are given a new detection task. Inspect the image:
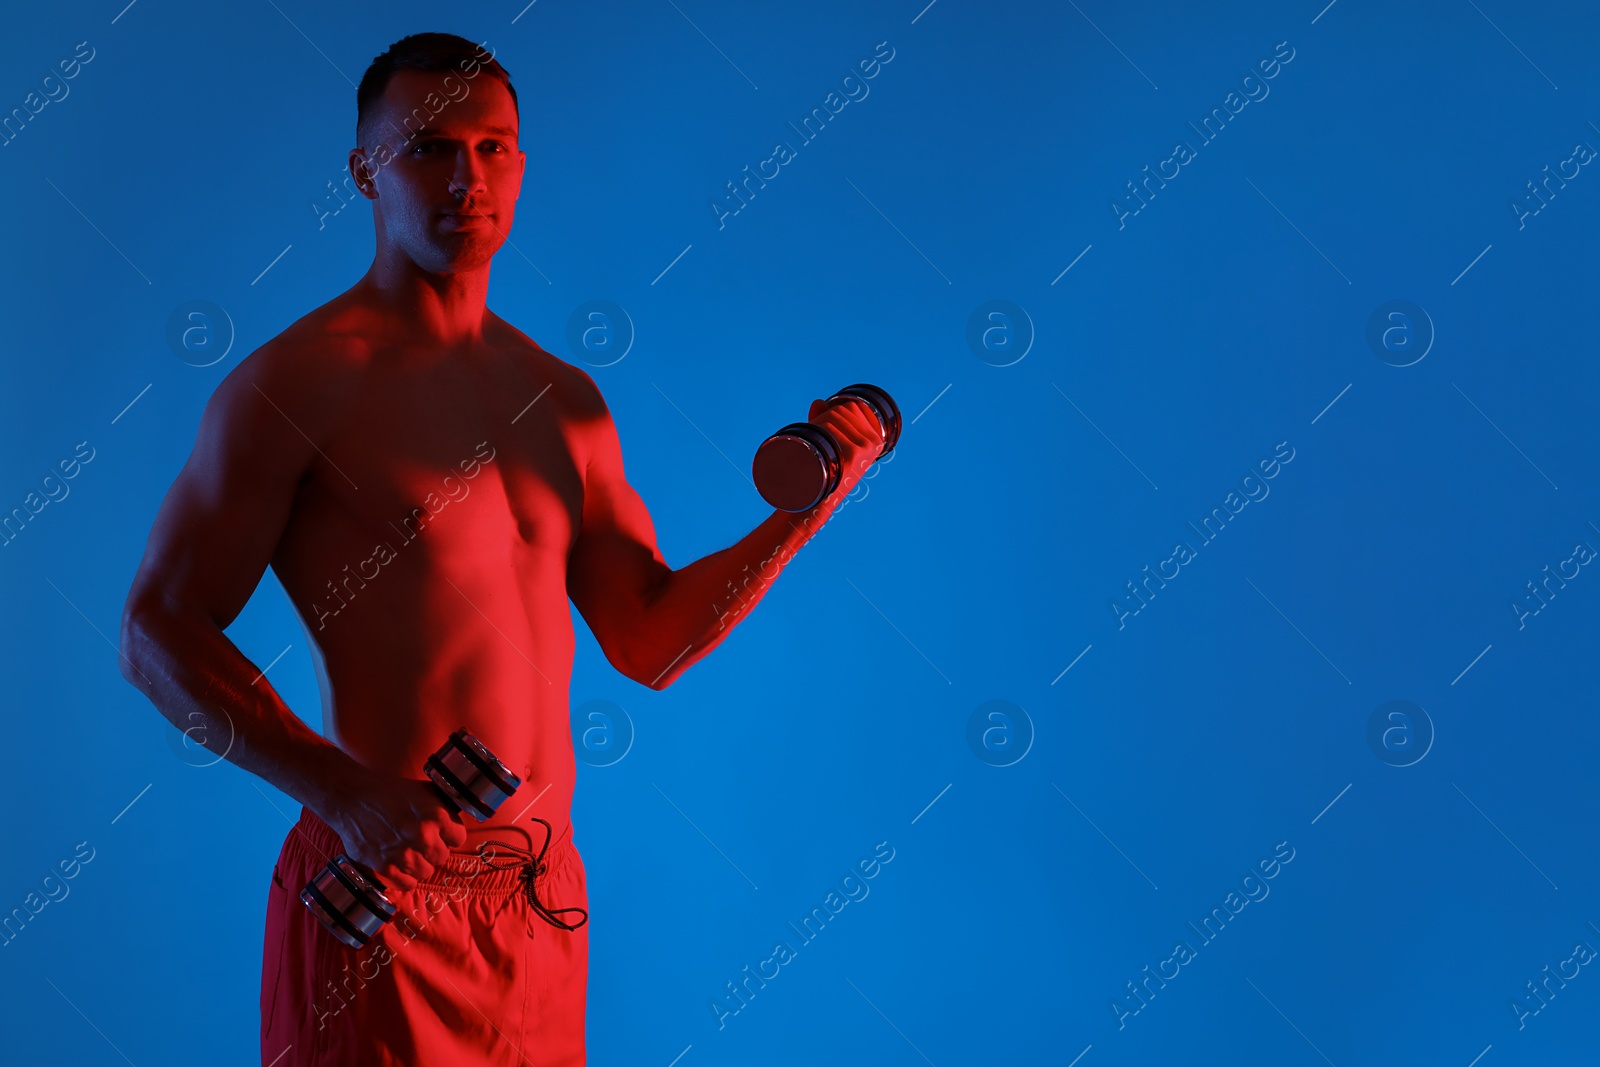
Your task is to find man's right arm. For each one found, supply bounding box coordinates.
[118,343,366,822]
[122,341,467,890]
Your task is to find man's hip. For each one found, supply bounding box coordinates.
[260,805,588,1066]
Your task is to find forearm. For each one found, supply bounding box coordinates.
[119,603,367,820]
[632,495,843,688]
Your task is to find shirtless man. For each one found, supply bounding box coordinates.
[117,32,885,1066]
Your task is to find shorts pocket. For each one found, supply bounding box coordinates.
[260,864,290,1045]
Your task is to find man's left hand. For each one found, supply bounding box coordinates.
[808,396,886,501]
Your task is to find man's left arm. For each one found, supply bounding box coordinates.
[566,379,885,690]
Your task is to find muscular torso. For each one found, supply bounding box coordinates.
[267,296,593,852]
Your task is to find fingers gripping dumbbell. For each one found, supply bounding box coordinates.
[751,383,901,512]
[300,730,521,948]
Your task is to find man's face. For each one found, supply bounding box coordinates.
[356,68,525,274]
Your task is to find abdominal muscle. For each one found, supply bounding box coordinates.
[285,550,581,859]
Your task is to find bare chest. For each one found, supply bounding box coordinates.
[286,351,586,568]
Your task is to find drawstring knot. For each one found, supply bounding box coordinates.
[474,817,588,932]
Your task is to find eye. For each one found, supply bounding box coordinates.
[483,141,507,153]
[412,142,436,155]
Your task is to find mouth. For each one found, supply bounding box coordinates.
[439,211,495,229]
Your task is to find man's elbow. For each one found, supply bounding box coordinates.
[609,570,678,690]
[617,642,688,691]
[117,594,164,690]
[626,655,677,691]
[593,640,664,691]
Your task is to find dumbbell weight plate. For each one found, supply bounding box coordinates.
[752,421,842,513]
[424,729,523,822]
[301,854,397,949]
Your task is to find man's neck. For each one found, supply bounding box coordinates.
[359,257,493,348]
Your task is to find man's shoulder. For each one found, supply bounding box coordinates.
[256,297,378,370]
[207,300,373,421]
[489,314,609,417]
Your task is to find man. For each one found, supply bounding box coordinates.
[118,32,884,1066]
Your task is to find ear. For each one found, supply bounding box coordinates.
[349,148,379,200]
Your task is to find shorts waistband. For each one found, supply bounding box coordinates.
[285,806,576,898]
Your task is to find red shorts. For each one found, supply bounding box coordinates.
[260,806,589,1066]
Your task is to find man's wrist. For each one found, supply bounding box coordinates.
[295,743,370,826]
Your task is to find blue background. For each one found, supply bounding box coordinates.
[2,1,1597,1064]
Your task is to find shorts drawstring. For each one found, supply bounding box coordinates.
[473,817,589,932]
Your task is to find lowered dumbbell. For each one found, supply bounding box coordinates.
[300,729,521,949]
[752,383,901,512]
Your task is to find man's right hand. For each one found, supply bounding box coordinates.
[323,770,469,893]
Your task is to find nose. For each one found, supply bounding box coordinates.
[447,147,488,202]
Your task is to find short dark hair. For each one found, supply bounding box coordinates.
[355,32,518,149]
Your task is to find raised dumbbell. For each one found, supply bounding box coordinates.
[300,729,521,948]
[751,383,901,512]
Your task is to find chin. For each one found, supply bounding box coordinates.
[423,242,501,274]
